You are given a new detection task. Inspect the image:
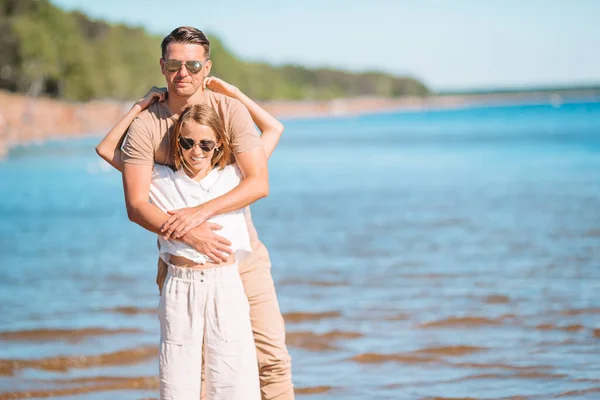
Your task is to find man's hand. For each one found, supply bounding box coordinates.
[179,222,232,263]
[161,205,209,240]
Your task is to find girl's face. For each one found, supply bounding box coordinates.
[178,121,219,175]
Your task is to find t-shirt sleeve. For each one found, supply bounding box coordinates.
[228,99,262,154]
[121,117,155,166]
[223,164,243,185]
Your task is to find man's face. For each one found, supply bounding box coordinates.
[160,42,212,98]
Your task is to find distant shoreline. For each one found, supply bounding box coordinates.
[1,88,599,157]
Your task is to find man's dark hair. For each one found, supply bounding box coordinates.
[161,26,211,59]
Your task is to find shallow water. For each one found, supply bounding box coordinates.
[1,100,599,399]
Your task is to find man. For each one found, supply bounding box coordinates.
[121,26,294,400]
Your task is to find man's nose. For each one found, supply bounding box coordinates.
[177,66,190,78]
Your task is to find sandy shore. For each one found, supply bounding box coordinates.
[1,88,598,157]
[0,90,128,157]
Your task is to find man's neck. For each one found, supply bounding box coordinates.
[167,89,207,116]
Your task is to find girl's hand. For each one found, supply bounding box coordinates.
[161,206,210,240]
[203,76,239,98]
[134,86,167,110]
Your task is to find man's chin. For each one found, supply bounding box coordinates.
[169,85,200,97]
[172,88,196,97]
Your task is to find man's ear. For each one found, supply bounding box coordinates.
[159,58,166,76]
[204,60,212,75]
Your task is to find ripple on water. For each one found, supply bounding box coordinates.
[483,294,511,304]
[105,306,156,315]
[283,311,341,323]
[535,323,585,332]
[0,346,158,375]
[559,307,600,316]
[0,328,142,343]
[0,376,159,400]
[295,385,334,395]
[418,316,505,329]
[287,330,363,352]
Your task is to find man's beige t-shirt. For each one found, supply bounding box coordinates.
[121,90,261,244]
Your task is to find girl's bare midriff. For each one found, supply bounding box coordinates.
[168,253,237,269]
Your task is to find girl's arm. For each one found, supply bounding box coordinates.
[95,87,166,172]
[204,77,284,159]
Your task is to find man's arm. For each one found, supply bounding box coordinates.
[123,163,232,262]
[199,146,268,215]
[162,146,268,240]
[122,163,169,234]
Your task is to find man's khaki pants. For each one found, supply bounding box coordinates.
[157,240,294,400]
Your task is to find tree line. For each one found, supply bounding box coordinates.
[0,0,430,101]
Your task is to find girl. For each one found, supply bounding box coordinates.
[96,77,284,400]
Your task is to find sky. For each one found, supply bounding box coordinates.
[50,0,600,91]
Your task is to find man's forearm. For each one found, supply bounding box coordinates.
[201,174,268,219]
[128,200,220,255]
[123,163,171,236]
[126,201,170,235]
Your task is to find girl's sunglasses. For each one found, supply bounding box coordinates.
[163,59,203,74]
[178,136,216,152]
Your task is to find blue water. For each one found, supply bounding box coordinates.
[1,100,599,399]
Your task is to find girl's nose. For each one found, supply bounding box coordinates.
[191,146,202,157]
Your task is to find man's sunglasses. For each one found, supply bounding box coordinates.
[178,137,217,152]
[163,59,203,74]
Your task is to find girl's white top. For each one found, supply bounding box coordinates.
[150,164,252,264]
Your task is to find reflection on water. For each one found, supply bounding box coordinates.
[1,101,599,399]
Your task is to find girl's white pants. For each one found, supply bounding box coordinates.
[158,262,260,400]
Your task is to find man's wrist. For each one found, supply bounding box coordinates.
[179,233,191,246]
[195,203,215,221]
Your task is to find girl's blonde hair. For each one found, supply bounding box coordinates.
[169,104,233,174]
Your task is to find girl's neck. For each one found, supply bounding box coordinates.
[184,164,213,182]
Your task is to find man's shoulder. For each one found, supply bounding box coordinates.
[205,90,242,110]
[134,101,173,128]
